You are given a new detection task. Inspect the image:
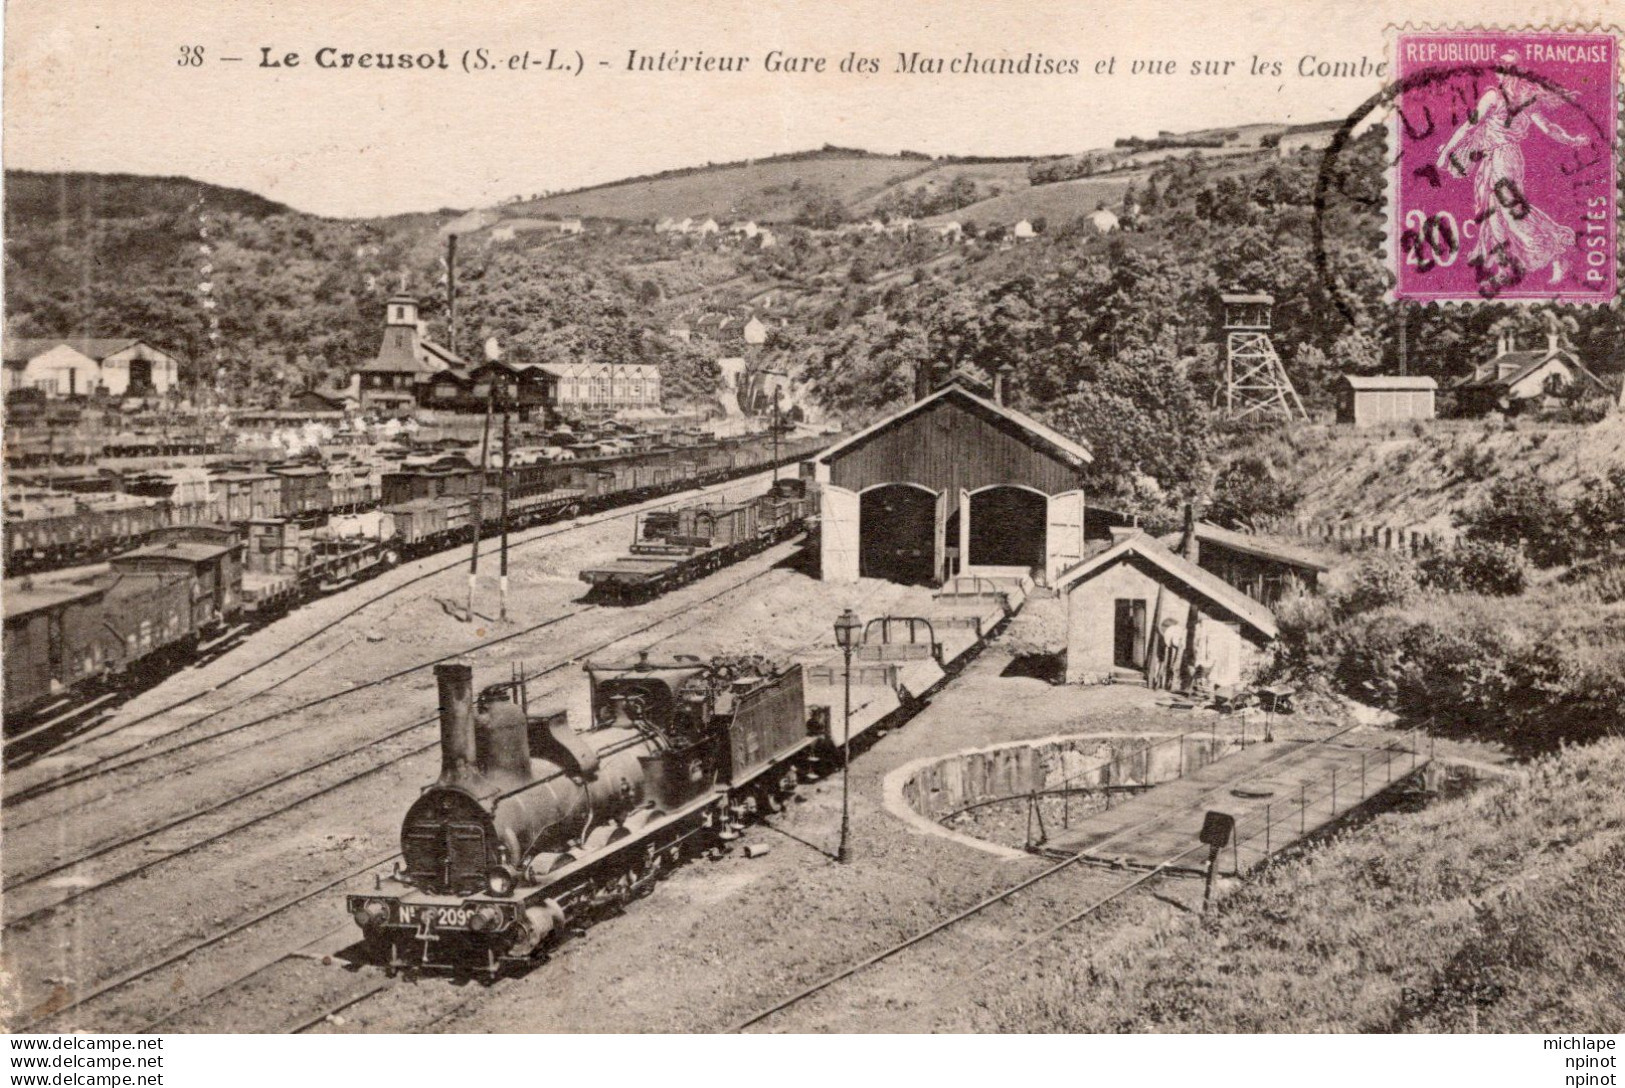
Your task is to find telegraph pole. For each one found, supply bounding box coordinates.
[771,386,781,483]
[468,380,494,618]
[499,401,512,622]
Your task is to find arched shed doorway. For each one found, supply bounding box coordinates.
[968,486,1047,574]
[860,484,937,585]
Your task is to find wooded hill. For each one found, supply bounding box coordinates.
[6,131,1624,517]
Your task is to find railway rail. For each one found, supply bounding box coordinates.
[2,464,799,798]
[3,436,824,738]
[15,560,914,1036]
[7,548,812,1033]
[728,723,1421,1032]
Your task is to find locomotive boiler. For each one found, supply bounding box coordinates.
[348,654,821,974]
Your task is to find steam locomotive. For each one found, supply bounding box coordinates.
[347,577,1028,975]
[348,657,829,975]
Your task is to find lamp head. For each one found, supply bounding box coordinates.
[834,608,861,651]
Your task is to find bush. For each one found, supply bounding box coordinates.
[1419,541,1529,597]
[1271,587,1625,751]
[1572,464,1625,560]
[1208,454,1301,530]
[1455,473,1573,567]
[1338,553,1420,614]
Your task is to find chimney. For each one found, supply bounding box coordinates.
[435,662,477,786]
[1178,502,1199,562]
[914,361,932,402]
[1547,331,1560,355]
[995,364,1013,406]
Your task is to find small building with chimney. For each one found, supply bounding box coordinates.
[803,365,1090,588]
[1453,330,1610,416]
[1057,532,1277,688]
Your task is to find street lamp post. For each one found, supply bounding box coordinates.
[834,607,862,864]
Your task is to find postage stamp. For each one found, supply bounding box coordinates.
[1388,28,1619,304]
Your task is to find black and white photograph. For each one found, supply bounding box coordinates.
[1,0,1622,1064]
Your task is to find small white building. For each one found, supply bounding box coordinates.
[1012,219,1036,239]
[693,218,720,236]
[1056,533,1277,688]
[1087,207,1121,234]
[2,337,181,397]
[742,316,768,346]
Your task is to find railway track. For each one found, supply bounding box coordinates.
[729,725,1371,1032]
[2,465,794,795]
[6,546,812,1033]
[150,580,934,1037]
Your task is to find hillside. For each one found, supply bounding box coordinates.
[1235,416,1625,538]
[975,736,1625,1032]
[4,170,291,225]
[7,125,1625,522]
[511,149,937,223]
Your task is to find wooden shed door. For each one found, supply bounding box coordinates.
[1046,490,1084,585]
[820,485,860,583]
[933,488,950,585]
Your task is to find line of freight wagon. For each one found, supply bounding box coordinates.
[3,430,821,576]
[2,432,829,727]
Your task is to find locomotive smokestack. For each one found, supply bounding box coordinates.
[435,662,477,785]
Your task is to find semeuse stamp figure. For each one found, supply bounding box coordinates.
[1390,29,1618,303]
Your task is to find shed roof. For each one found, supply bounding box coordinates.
[3,578,107,621]
[1055,532,1278,640]
[813,381,1092,470]
[111,541,235,565]
[1339,374,1438,391]
[1158,522,1332,573]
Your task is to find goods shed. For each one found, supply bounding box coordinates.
[1057,532,1277,688]
[1336,374,1437,426]
[1156,521,1332,607]
[803,377,1090,586]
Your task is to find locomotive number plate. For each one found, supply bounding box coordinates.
[396,904,473,929]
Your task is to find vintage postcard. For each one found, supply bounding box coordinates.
[2,0,1622,1068]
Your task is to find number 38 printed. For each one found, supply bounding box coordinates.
[177,45,205,66]
[1400,210,1463,273]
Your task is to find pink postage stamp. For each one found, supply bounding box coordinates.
[1390,28,1619,304]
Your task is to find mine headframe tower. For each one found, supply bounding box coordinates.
[1220,292,1307,422]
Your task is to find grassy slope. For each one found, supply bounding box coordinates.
[847,160,1033,216]
[510,154,927,223]
[973,738,1625,1032]
[1251,416,1625,536]
[928,172,1144,226]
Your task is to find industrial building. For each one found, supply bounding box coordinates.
[803,371,1090,587]
[1056,532,1277,688]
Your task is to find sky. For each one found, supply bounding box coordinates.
[2,0,1591,218]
